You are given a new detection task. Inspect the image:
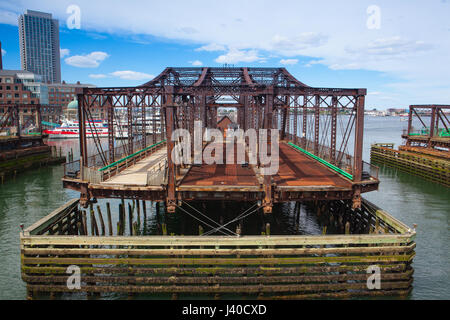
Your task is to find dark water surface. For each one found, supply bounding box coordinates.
[0,116,448,299]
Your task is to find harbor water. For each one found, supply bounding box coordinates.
[0,116,448,299]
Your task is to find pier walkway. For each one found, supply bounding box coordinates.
[101,147,166,186]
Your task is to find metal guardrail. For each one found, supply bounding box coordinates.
[99,140,167,172]
[288,142,354,180]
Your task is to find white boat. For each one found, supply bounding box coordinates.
[43,119,109,139]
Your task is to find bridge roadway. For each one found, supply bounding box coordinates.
[98,141,353,191]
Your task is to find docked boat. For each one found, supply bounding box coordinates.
[43,119,109,139]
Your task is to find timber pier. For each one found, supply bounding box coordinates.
[371,105,450,187]
[20,67,416,299]
[0,104,65,182]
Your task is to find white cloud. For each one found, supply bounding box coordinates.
[65,52,109,68]
[2,1,450,105]
[195,43,226,52]
[1,48,6,57]
[266,33,329,56]
[280,59,298,65]
[0,10,18,25]
[189,60,203,66]
[110,71,154,81]
[215,48,264,64]
[89,74,108,79]
[60,48,70,58]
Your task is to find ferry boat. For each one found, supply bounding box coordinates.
[43,119,109,139]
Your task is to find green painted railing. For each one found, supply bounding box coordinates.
[41,121,60,127]
[98,140,166,172]
[287,142,353,180]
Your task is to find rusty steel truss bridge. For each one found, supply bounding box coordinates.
[62,67,379,213]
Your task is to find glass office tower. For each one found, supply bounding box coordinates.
[18,10,61,84]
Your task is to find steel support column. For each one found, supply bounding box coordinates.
[107,99,114,163]
[164,87,176,213]
[314,95,320,155]
[330,96,338,164]
[263,88,274,214]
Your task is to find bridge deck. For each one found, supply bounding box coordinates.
[273,143,352,189]
[101,147,166,186]
[63,140,372,201]
[180,142,259,188]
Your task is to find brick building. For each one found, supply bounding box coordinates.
[0,70,41,105]
[48,81,97,120]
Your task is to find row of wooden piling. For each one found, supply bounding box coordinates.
[77,200,170,237]
[21,197,416,299]
[371,144,450,187]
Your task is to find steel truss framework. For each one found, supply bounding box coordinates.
[68,67,376,212]
[0,103,42,137]
[405,105,450,149]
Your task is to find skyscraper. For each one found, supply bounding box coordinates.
[18,10,61,83]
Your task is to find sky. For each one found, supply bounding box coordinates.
[0,0,449,110]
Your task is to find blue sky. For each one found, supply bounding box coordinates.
[1,0,449,110]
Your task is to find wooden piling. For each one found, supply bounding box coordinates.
[128,204,133,236]
[136,200,141,226]
[118,203,124,236]
[106,202,113,236]
[132,221,139,236]
[89,204,99,236]
[142,200,147,220]
[345,221,351,235]
[82,210,88,236]
[96,206,106,236]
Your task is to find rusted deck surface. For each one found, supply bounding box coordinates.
[179,141,352,189]
[180,142,259,187]
[273,143,352,189]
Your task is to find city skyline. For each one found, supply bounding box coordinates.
[0,1,449,110]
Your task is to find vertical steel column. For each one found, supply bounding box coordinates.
[36,104,42,135]
[429,105,436,148]
[201,95,208,129]
[263,88,274,214]
[141,102,146,149]
[281,103,287,141]
[330,96,338,164]
[314,95,320,155]
[302,95,307,148]
[243,96,248,131]
[407,106,413,145]
[293,98,297,144]
[77,92,88,170]
[286,96,291,140]
[127,97,133,154]
[164,87,176,213]
[152,106,156,144]
[14,106,20,137]
[353,94,365,183]
[107,99,114,163]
